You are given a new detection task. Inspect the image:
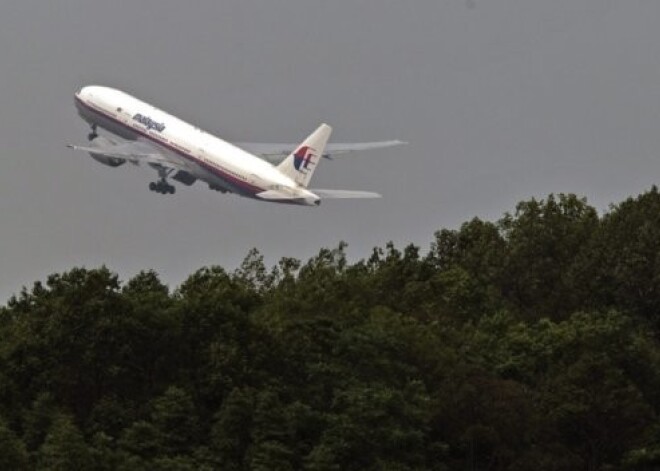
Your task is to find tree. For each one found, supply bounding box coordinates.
[429,218,507,319]
[176,266,258,407]
[588,186,660,322]
[1,191,660,469]
[498,194,599,320]
[118,420,163,463]
[37,414,92,471]
[247,391,296,471]
[150,387,199,456]
[0,417,28,470]
[209,387,255,470]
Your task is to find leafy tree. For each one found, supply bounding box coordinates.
[233,248,277,294]
[21,392,65,456]
[118,420,163,463]
[429,218,507,319]
[587,186,660,322]
[0,416,28,470]
[1,190,660,469]
[36,414,92,471]
[150,386,199,456]
[209,387,255,470]
[498,194,599,320]
[88,432,120,471]
[247,390,296,470]
[176,266,258,407]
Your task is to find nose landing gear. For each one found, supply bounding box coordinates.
[87,124,98,141]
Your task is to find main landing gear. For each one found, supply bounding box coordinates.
[149,167,176,195]
[149,180,176,194]
[88,124,98,141]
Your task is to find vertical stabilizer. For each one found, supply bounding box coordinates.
[276,124,332,188]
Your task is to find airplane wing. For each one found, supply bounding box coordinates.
[311,189,382,199]
[67,140,189,171]
[238,140,406,165]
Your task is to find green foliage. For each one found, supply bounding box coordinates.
[0,416,28,470]
[498,194,599,319]
[589,186,660,321]
[150,386,199,455]
[36,414,92,471]
[209,386,255,469]
[1,190,660,469]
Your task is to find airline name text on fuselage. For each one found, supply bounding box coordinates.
[133,113,166,133]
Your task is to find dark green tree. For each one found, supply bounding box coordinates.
[498,194,599,320]
[0,416,28,470]
[36,414,92,471]
[150,386,200,456]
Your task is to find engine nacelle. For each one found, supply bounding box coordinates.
[90,153,126,167]
[209,183,229,193]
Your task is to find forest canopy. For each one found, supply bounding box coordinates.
[2,189,660,470]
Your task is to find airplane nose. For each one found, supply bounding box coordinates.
[76,86,97,100]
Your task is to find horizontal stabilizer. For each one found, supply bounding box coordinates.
[324,140,407,155]
[311,189,381,199]
[239,140,407,163]
[256,189,300,200]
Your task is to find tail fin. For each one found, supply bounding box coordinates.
[276,124,332,188]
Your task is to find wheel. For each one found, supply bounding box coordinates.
[149,182,156,191]
[169,185,176,194]
[87,132,98,141]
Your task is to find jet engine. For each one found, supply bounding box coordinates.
[90,153,126,167]
[87,136,126,167]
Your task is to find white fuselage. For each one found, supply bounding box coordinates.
[74,86,320,205]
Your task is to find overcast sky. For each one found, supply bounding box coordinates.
[0,0,658,300]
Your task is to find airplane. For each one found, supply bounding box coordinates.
[68,86,405,206]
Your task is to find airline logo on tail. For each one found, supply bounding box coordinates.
[293,146,316,172]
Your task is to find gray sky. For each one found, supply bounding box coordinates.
[0,0,658,300]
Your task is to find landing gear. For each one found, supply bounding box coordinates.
[149,166,176,194]
[87,124,98,141]
[149,179,176,194]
